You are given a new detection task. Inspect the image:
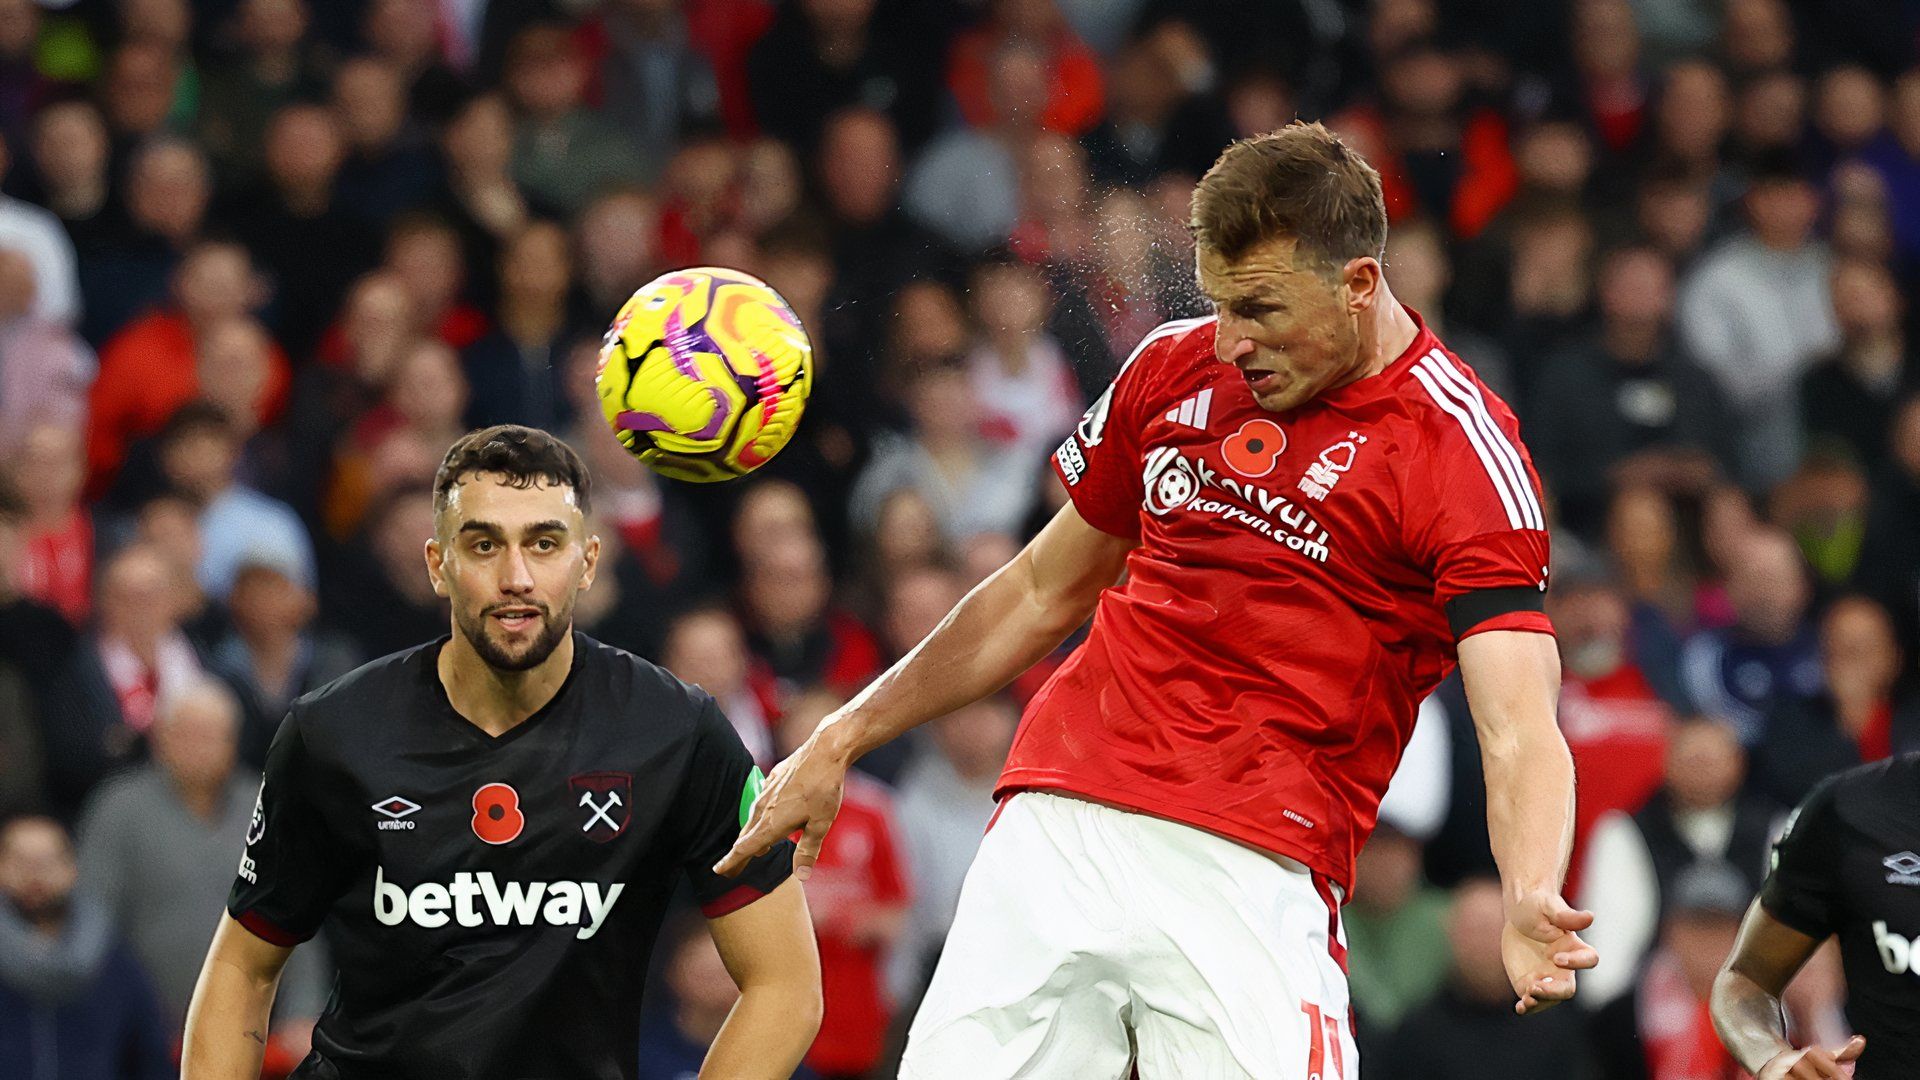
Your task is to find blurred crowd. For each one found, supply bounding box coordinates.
[0,0,1917,1077]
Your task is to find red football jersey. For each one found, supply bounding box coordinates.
[999,312,1554,891]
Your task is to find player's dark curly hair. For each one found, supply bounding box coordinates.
[1190,120,1388,274]
[433,425,592,518]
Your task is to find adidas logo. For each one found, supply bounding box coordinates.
[1165,388,1214,429]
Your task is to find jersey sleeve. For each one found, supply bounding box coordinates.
[1758,775,1845,939]
[673,696,795,918]
[1400,356,1553,640]
[1051,324,1181,539]
[227,712,351,945]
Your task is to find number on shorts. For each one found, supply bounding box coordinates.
[1300,1001,1345,1080]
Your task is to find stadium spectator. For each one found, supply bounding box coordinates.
[887,697,1016,1002]
[947,0,1103,139]
[745,0,942,156]
[0,491,56,819]
[1677,151,1840,487]
[99,41,187,151]
[1576,716,1782,1006]
[209,554,359,769]
[6,422,92,628]
[0,0,46,152]
[1679,526,1824,741]
[226,101,381,359]
[0,248,93,455]
[0,130,79,328]
[590,0,725,185]
[1548,566,1677,879]
[1344,823,1452,1058]
[575,186,661,316]
[1857,394,1920,649]
[73,679,327,1036]
[196,0,326,186]
[504,23,645,217]
[850,360,1038,544]
[773,691,909,1079]
[325,338,471,539]
[78,135,215,344]
[1801,257,1913,469]
[1530,245,1737,535]
[29,101,117,254]
[432,92,535,288]
[1861,69,1920,267]
[463,219,582,431]
[1379,877,1595,1079]
[866,490,949,595]
[1588,859,1755,1080]
[1771,446,1873,585]
[84,239,290,496]
[333,56,440,231]
[0,815,173,1080]
[131,493,220,648]
[905,40,1050,252]
[359,0,467,126]
[662,604,780,767]
[318,485,446,661]
[964,256,1082,458]
[156,402,313,607]
[1752,595,1912,805]
[736,533,880,697]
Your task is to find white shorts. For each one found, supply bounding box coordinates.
[900,791,1357,1080]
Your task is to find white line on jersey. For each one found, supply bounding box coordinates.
[1409,350,1543,530]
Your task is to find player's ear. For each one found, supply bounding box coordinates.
[579,533,600,592]
[425,537,450,598]
[1342,256,1383,314]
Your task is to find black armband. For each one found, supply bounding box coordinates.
[1445,586,1545,638]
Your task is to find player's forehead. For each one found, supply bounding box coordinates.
[1194,236,1315,301]
[438,471,583,534]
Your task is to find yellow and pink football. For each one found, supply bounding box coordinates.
[594,267,814,482]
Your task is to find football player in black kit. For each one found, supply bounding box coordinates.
[1712,754,1920,1080]
[181,426,820,1080]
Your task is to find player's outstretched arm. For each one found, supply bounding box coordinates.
[1712,899,1865,1080]
[182,913,295,1079]
[715,502,1133,878]
[1456,628,1599,1015]
[699,878,823,1080]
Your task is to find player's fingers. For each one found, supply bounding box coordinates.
[712,798,789,876]
[792,815,832,882]
[1552,935,1600,970]
[1832,1035,1866,1063]
[1546,900,1596,933]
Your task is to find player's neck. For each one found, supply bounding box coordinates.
[1355,289,1422,383]
[438,630,577,737]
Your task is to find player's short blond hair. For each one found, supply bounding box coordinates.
[1189,121,1388,274]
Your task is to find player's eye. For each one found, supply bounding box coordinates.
[472,539,495,554]
[533,537,558,553]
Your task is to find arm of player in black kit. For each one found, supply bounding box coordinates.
[1712,779,1867,1080]
[186,712,350,1078]
[182,912,298,1079]
[676,697,801,914]
[1455,629,1599,1015]
[697,878,822,1080]
[713,500,1135,879]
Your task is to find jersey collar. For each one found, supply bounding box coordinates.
[420,631,587,748]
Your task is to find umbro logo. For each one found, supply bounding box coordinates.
[373,795,421,831]
[1886,851,1920,885]
[1164,388,1214,430]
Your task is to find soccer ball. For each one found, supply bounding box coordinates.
[593,267,814,482]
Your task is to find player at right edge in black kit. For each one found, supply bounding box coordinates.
[181,426,820,1080]
[1712,753,1920,1080]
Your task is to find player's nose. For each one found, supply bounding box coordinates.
[499,546,536,593]
[1216,325,1256,366]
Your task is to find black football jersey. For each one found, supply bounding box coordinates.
[1759,753,1920,1080]
[227,633,794,1080]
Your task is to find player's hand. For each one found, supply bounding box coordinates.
[1755,1037,1865,1079]
[713,728,848,881]
[1502,891,1598,1015]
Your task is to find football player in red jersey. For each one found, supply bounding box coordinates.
[719,121,1596,1078]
